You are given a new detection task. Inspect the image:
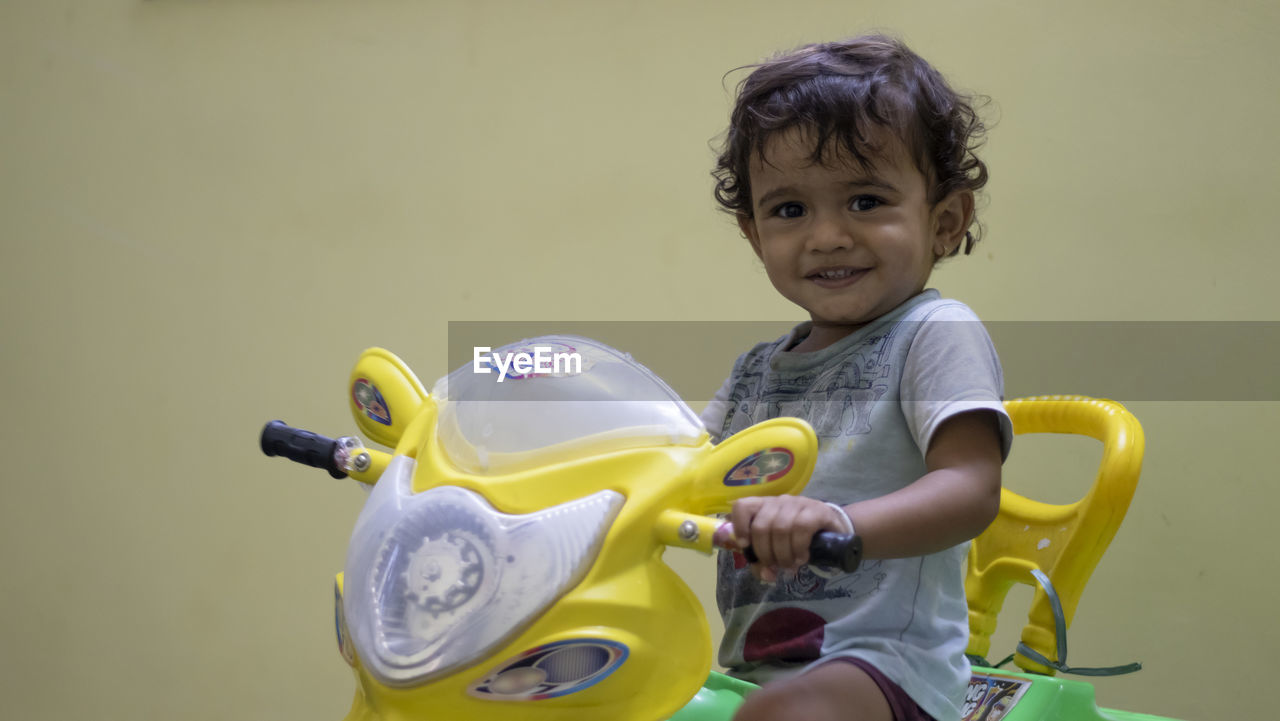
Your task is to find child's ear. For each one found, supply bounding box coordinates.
[738,215,764,259]
[932,190,975,257]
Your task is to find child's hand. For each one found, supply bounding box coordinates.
[729,495,850,583]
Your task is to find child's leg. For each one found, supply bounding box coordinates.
[732,659,929,721]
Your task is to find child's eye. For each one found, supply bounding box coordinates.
[850,196,883,212]
[772,202,806,219]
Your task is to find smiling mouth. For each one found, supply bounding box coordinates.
[807,267,868,287]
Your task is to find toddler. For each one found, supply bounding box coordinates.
[701,35,1012,721]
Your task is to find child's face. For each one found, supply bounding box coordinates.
[739,128,971,349]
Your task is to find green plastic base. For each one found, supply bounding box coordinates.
[664,668,1180,721]
[665,671,753,721]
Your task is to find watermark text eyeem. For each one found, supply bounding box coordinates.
[473,346,583,382]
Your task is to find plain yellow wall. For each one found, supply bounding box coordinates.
[3,2,1276,720]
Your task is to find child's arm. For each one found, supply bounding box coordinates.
[729,409,1002,578]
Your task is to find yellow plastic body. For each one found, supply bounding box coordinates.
[334,348,819,721]
[965,396,1144,675]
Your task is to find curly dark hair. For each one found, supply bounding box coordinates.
[712,35,990,256]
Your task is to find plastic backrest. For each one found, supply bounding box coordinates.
[965,396,1144,675]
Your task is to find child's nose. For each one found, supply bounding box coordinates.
[807,216,856,252]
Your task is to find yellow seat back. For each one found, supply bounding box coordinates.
[965,396,1144,674]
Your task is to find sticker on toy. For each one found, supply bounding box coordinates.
[723,448,795,486]
[469,639,629,700]
[961,673,1030,721]
[352,378,391,425]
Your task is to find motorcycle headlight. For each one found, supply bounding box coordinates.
[343,456,624,687]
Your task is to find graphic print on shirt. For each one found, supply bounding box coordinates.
[720,330,896,441]
[717,555,888,611]
[742,607,827,663]
[717,558,892,664]
[715,327,902,636]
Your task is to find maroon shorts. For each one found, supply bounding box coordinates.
[828,657,936,721]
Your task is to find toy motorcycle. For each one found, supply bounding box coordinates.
[261,335,1182,721]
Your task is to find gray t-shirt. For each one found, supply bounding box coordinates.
[700,290,1012,721]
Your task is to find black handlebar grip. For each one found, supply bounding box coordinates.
[807,531,862,572]
[260,420,348,479]
[743,531,862,573]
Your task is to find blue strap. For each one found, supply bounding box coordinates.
[1014,569,1143,677]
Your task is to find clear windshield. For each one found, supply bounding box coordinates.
[431,336,706,474]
